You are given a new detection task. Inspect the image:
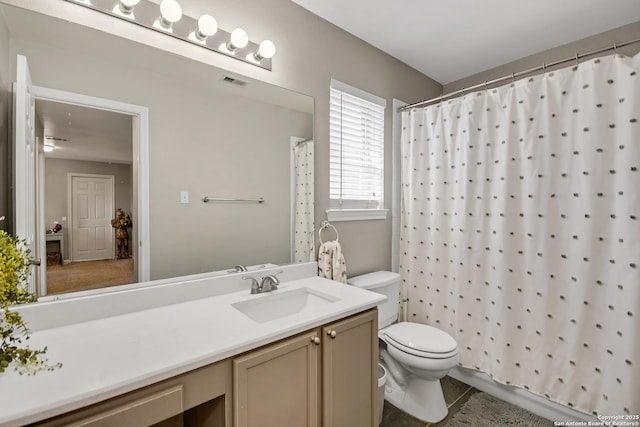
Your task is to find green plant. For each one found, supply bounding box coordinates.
[0,228,61,375]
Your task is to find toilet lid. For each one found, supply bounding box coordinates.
[384,322,457,354]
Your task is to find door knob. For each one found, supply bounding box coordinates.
[32,258,42,266]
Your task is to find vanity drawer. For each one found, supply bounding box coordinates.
[34,386,183,427]
[32,359,232,427]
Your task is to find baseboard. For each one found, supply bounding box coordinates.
[448,366,596,423]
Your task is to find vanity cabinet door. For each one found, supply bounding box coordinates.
[322,309,378,427]
[233,330,321,427]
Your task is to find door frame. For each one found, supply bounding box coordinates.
[32,85,150,290]
[13,56,36,294]
[67,173,116,262]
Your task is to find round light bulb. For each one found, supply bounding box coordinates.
[118,0,140,14]
[230,28,248,49]
[160,0,182,24]
[257,40,276,59]
[197,14,218,39]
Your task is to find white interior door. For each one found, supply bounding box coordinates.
[14,54,38,294]
[70,175,115,261]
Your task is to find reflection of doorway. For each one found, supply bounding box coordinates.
[32,86,149,298]
[15,55,149,298]
[39,99,134,295]
[69,174,115,262]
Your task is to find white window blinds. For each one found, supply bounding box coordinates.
[329,79,386,211]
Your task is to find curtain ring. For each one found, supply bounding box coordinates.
[511,73,515,83]
[575,53,579,67]
[542,63,546,73]
[613,43,618,54]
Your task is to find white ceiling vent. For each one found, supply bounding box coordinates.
[222,75,248,87]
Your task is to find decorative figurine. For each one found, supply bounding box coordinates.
[111,209,132,259]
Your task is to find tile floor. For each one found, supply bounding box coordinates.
[380,376,478,427]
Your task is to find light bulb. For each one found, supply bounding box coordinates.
[159,0,182,29]
[196,14,218,41]
[118,0,140,14]
[227,28,248,51]
[255,40,276,60]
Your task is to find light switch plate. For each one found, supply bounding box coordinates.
[180,191,189,204]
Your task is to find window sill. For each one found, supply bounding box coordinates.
[326,209,388,222]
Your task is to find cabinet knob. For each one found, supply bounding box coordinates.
[327,330,337,339]
[311,336,321,345]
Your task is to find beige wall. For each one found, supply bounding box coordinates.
[175,0,443,276]
[5,2,639,280]
[4,0,441,278]
[11,36,313,278]
[444,21,640,93]
[43,158,132,260]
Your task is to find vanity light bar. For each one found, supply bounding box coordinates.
[65,0,275,71]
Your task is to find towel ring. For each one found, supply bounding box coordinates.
[318,220,339,244]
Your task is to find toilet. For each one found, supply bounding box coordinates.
[348,271,459,423]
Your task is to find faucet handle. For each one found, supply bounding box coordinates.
[242,276,260,294]
[260,271,283,292]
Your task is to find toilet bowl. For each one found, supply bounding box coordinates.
[380,322,459,422]
[348,271,459,423]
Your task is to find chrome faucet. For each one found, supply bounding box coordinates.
[260,272,283,292]
[243,271,283,294]
[243,276,261,294]
[234,264,248,272]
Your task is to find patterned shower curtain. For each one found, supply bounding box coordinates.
[400,53,639,416]
[293,140,315,262]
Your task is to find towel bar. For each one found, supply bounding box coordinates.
[202,196,265,204]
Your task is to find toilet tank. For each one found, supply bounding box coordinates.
[347,271,400,329]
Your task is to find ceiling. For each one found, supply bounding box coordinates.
[292,0,640,84]
[36,100,133,164]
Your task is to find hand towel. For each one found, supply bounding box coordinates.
[317,240,347,283]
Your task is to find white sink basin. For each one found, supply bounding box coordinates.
[232,287,339,323]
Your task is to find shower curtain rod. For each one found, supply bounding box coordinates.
[399,37,640,111]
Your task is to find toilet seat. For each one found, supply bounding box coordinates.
[384,322,458,359]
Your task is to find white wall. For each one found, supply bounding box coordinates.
[445,21,640,92]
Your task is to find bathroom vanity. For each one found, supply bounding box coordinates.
[0,263,384,427]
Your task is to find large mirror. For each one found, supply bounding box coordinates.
[1,3,314,298]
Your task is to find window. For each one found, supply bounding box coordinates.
[328,79,387,221]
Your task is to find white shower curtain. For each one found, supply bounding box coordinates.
[400,53,639,416]
[293,140,315,262]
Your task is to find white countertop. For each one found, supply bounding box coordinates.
[0,275,385,426]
